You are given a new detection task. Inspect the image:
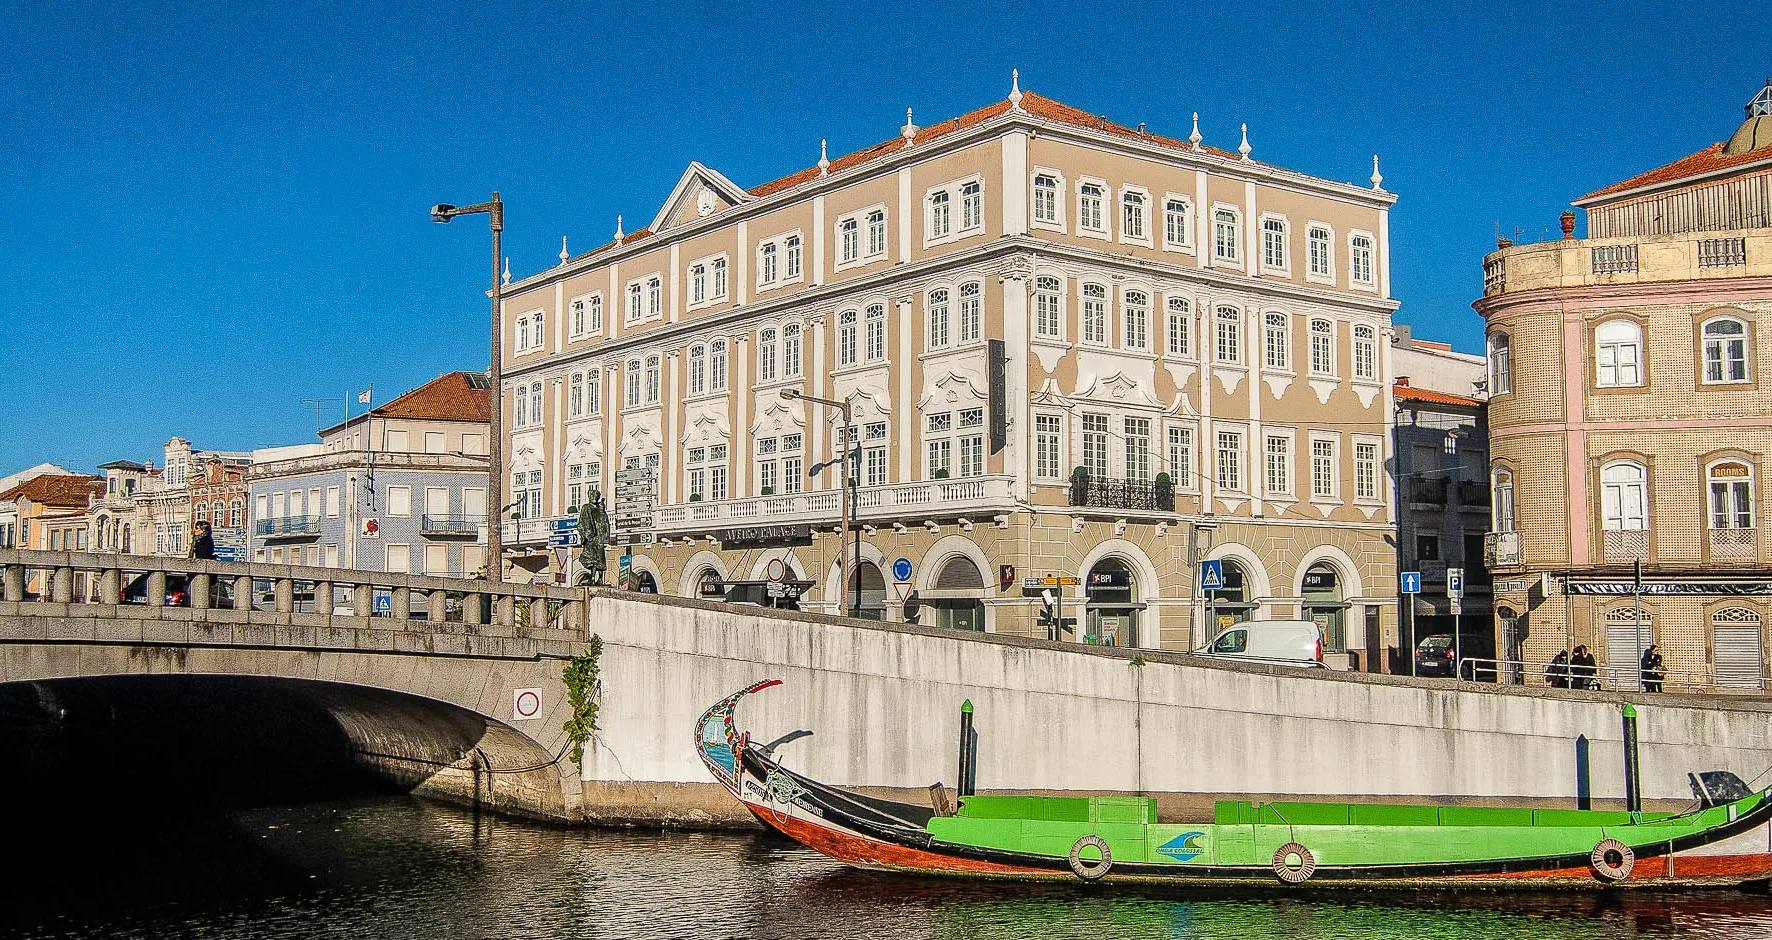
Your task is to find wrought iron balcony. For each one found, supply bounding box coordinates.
[1068,476,1174,512]
[421,514,485,537]
[1483,531,1520,568]
[1456,481,1490,510]
[254,515,319,538]
[1409,479,1448,506]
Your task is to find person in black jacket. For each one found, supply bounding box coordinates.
[1641,643,1665,693]
[1570,645,1599,690]
[190,520,216,561]
[1546,649,1570,688]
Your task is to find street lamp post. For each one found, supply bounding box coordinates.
[781,388,859,617]
[431,194,504,581]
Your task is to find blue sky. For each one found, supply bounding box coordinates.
[2,1,1766,472]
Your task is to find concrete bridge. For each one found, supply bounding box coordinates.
[0,548,590,820]
[10,548,1772,829]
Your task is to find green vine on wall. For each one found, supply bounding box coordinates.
[562,634,604,766]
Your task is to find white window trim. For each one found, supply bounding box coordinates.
[1307,317,1338,378]
[1078,280,1112,348]
[1118,184,1153,248]
[1032,272,1068,343]
[1700,315,1752,386]
[755,229,805,293]
[566,291,603,340]
[1032,410,1067,481]
[1263,427,1298,500]
[624,275,663,325]
[1162,294,1194,360]
[835,204,889,271]
[923,177,984,249]
[1162,192,1195,254]
[1351,322,1383,385]
[1308,431,1343,504]
[1487,331,1512,396]
[1075,175,1110,241]
[685,251,729,310]
[1209,202,1244,271]
[1261,310,1295,376]
[1120,284,1155,354]
[514,308,545,354]
[1259,212,1291,277]
[1212,420,1250,495]
[1029,167,1067,233]
[1305,221,1336,286]
[1595,319,1646,389]
[1351,433,1385,505]
[1348,228,1378,291]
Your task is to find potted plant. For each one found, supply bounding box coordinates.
[933,468,950,480]
[760,485,775,496]
[689,493,703,502]
[1153,471,1174,509]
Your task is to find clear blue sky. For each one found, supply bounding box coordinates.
[2,1,1765,472]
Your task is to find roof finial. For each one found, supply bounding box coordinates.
[902,107,917,143]
[559,235,570,265]
[614,214,624,240]
[1238,123,1251,159]
[502,256,511,286]
[1370,154,1384,191]
[1188,112,1202,151]
[1008,68,1024,111]
[817,138,829,175]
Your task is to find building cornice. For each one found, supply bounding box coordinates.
[1571,154,1772,209]
[1475,275,1772,320]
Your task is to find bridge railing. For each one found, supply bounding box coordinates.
[0,548,585,634]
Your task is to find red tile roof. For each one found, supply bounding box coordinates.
[1395,383,1483,407]
[0,474,103,507]
[1580,140,1772,202]
[371,371,490,423]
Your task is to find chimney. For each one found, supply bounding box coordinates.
[1396,376,1411,388]
[1560,210,1576,240]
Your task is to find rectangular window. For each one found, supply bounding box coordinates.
[1078,183,1104,232]
[866,210,886,256]
[1035,414,1062,479]
[1213,208,1240,263]
[1355,441,1379,500]
[1082,285,1107,344]
[865,447,887,486]
[388,486,411,517]
[959,436,984,477]
[1167,299,1190,356]
[326,486,341,517]
[424,543,447,576]
[928,192,951,238]
[424,431,445,453]
[1262,217,1287,270]
[1265,435,1292,496]
[1308,226,1333,279]
[384,429,408,452]
[1167,426,1193,488]
[1082,414,1109,479]
[1124,417,1151,482]
[1312,438,1337,498]
[927,439,952,478]
[1214,310,1241,364]
[960,182,982,231]
[1164,198,1191,248]
[1350,234,1375,286]
[425,486,448,519]
[1121,191,1146,241]
[1216,430,1244,493]
[385,544,411,574]
[1032,174,1059,224]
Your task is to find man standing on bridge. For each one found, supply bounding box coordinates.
[190,521,215,561]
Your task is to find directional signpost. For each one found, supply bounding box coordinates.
[1401,571,1421,677]
[1447,567,1465,677]
[613,468,657,547]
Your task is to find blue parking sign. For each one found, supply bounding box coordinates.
[1400,571,1421,595]
[1200,560,1224,591]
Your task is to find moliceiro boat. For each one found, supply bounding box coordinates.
[696,680,1772,888]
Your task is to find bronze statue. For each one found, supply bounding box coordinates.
[577,489,610,585]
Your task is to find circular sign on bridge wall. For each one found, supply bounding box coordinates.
[892,557,913,583]
[766,558,786,583]
[512,688,542,721]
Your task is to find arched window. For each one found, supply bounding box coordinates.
[1081,283,1107,344]
[710,341,728,392]
[1600,460,1648,531]
[759,328,779,381]
[960,181,982,231]
[1214,305,1241,364]
[864,306,886,362]
[1032,174,1059,224]
[626,359,641,407]
[195,502,209,523]
[1034,276,1061,338]
[1487,332,1511,395]
[1078,182,1104,231]
[570,372,584,416]
[1353,324,1378,381]
[927,190,951,238]
[959,282,982,343]
[1263,312,1290,370]
[1166,297,1191,356]
[688,346,707,396]
[1702,317,1750,384]
[644,357,660,404]
[1213,207,1240,263]
[927,289,951,348]
[1595,320,1643,387]
[1121,190,1146,240]
[1713,606,1765,690]
[1122,289,1148,349]
[1309,319,1335,376]
[836,313,857,366]
[1492,467,1516,532]
[1708,461,1755,530]
[783,323,803,377]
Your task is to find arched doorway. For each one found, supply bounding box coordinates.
[694,567,725,601]
[1301,562,1347,653]
[927,555,986,632]
[1206,559,1255,635]
[1498,605,1524,685]
[851,561,887,620]
[630,569,658,594]
[1085,557,1141,647]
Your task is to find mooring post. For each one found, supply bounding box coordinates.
[958,699,975,798]
[1575,734,1592,811]
[1622,703,1641,813]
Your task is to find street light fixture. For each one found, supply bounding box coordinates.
[431,193,505,581]
[781,388,860,618]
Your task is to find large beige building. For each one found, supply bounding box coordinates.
[495,81,1401,665]
[1477,80,1772,691]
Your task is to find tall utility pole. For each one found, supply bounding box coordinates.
[781,388,856,616]
[431,194,504,580]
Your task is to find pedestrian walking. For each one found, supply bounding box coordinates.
[1641,643,1665,693]
[190,520,216,561]
[1571,645,1599,691]
[1546,649,1570,689]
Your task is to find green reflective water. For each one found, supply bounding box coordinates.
[6,795,1771,939]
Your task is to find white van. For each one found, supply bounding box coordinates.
[1194,620,1326,668]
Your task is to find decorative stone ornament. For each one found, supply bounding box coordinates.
[696,188,716,217]
[902,108,917,143]
[614,214,624,240]
[502,257,511,285]
[1009,69,1024,111]
[560,235,570,265]
[1238,123,1251,159]
[1370,154,1384,191]
[1188,112,1202,151]
[817,139,829,175]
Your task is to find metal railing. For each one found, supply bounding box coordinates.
[421,514,485,536]
[1069,476,1175,512]
[254,515,320,537]
[1461,655,1769,696]
[1409,478,1448,505]
[653,475,1017,532]
[1,548,584,632]
[1455,480,1490,508]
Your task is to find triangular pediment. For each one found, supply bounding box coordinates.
[651,161,753,233]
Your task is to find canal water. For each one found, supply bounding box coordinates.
[8,795,1772,940]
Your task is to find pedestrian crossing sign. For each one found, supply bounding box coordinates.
[1200,560,1224,591]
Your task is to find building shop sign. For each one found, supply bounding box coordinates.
[1566,580,1772,597]
[717,523,813,548]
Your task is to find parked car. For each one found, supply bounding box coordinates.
[120,573,189,607]
[1194,620,1326,668]
[1415,634,1458,676]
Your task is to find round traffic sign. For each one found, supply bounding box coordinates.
[892,557,913,583]
[513,689,541,719]
[766,558,785,583]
